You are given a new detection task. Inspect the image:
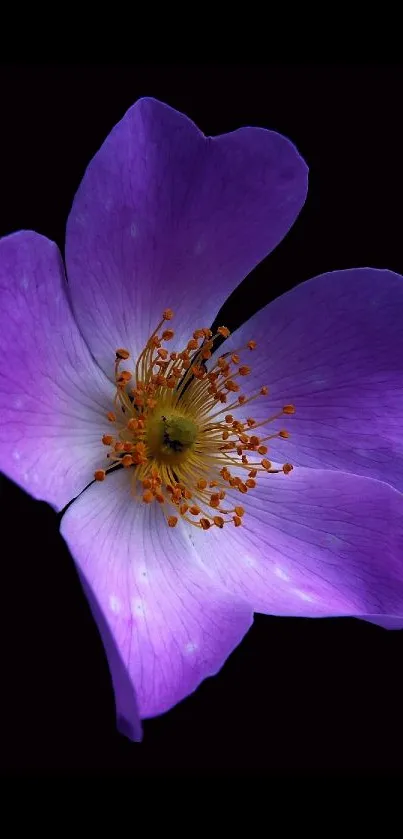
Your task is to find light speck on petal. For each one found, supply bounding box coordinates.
[109,594,122,614]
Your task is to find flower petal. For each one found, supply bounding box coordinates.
[218,268,403,492]
[77,569,143,741]
[0,231,114,510]
[65,97,308,375]
[60,469,253,721]
[187,468,403,621]
[358,615,403,630]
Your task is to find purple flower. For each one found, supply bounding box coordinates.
[1,98,403,743]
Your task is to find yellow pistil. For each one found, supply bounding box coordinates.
[94,311,295,529]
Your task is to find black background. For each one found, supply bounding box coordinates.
[1,64,402,773]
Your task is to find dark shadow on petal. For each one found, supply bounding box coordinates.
[57,464,124,522]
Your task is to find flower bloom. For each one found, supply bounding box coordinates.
[1,98,403,742]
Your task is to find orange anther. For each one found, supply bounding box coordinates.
[114,442,124,452]
[260,386,268,396]
[261,458,272,470]
[210,494,220,508]
[258,445,268,455]
[123,441,133,451]
[233,515,242,527]
[197,479,207,490]
[163,309,174,320]
[222,430,229,440]
[241,455,249,464]
[238,395,246,404]
[225,415,234,424]
[143,490,154,504]
[157,348,168,359]
[94,469,106,482]
[279,430,290,439]
[209,480,219,487]
[193,329,205,339]
[226,380,239,392]
[102,434,113,446]
[201,348,212,360]
[155,493,164,503]
[118,370,132,382]
[238,483,248,494]
[189,505,201,516]
[283,404,296,415]
[200,518,211,530]
[248,469,258,478]
[184,488,193,499]
[213,515,224,528]
[162,329,175,341]
[116,348,130,360]
[122,454,133,467]
[187,338,198,351]
[218,326,230,338]
[231,353,240,364]
[246,478,256,488]
[238,366,251,376]
[180,503,189,515]
[283,463,294,475]
[166,376,176,388]
[142,478,152,489]
[202,328,213,338]
[169,351,178,361]
[235,506,245,517]
[247,340,257,350]
[127,418,138,431]
[167,515,178,527]
[107,411,116,422]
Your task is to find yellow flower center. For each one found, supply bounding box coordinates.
[146,413,199,462]
[94,309,295,530]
